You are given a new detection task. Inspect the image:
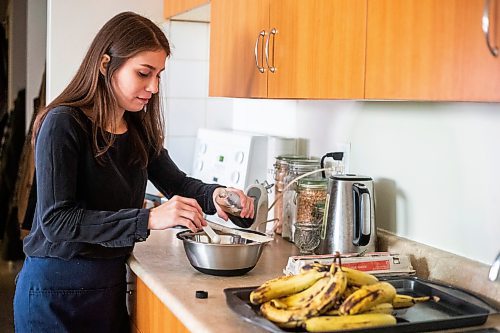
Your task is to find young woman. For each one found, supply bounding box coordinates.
[13,11,254,332]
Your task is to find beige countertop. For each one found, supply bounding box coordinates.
[128,228,500,333]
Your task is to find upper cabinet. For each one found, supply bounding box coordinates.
[209,0,367,99]
[365,0,500,102]
[209,0,500,101]
[164,0,209,19]
[209,0,269,98]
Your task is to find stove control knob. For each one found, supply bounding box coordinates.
[235,151,244,164]
[231,171,240,184]
[200,143,207,154]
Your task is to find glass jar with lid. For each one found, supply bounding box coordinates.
[293,200,326,255]
[272,155,308,234]
[313,202,326,226]
[296,179,327,224]
[281,158,321,241]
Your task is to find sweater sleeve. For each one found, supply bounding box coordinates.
[147,148,222,214]
[35,109,149,248]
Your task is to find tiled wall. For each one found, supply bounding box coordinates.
[160,21,233,175]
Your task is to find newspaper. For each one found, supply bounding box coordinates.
[284,252,415,277]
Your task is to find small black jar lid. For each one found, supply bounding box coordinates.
[195,290,208,299]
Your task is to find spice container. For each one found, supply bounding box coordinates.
[294,223,321,255]
[281,158,321,241]
[294,201,326,255]
[272,155,308,234]
[296,179,327,224]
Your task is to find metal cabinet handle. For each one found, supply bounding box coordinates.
[265,28,277,73]
[254,30,266,73]
[483,0,499,57]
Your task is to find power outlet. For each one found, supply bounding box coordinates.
[321,142,351,177]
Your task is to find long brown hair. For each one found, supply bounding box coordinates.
[32,11,170,168]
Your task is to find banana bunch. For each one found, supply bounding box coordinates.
[250,262,437,332]
[249,269,327,305]
[300,263,379,287]
[260,268,347,324]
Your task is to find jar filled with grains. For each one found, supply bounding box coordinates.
[281,158,321,242]
[296,179,327,224]
[272,155,308,234]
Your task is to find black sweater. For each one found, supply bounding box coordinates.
[23,106,219,259]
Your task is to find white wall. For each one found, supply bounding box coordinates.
[161,20,232,174]
[46,0,164,102]
[26,0,47,130]
[230,98,500,265]
[7,0,26,113]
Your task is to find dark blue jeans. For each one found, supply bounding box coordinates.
[13,256,130,333]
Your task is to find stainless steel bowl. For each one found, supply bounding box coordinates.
[176,229,266,276]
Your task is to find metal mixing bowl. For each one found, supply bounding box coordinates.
[176,229,266,276]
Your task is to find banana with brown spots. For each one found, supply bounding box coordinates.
[338,281,397,315]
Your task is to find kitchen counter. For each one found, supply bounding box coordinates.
[128,229,500,332]
[377,229,500,309]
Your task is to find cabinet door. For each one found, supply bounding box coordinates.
[209,0,269,97]
[269,0,367,99]
[365,0,500,101]
[164,0,208,18]
[133,277,190,333]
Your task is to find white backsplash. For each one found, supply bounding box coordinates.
[159,20,233,176]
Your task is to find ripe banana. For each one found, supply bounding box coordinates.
[307,268,347,314]
[341,266,379,287]
[343,285,359,299]
[250,269,326,305]
[275,320,304,329]
[301,263,379,287]
[304,313,397,332]
[325,302,394,316]
[275,276,331,309]
[393,294,437,309]
[338,281,397,315]
[269,298,288,309]
[300,262,330,273]
[260,268,347,323]
[365,302,394,314]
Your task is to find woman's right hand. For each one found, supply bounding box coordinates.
[148,195,206,232]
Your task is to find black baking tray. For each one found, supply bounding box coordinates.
[224,277,497,333]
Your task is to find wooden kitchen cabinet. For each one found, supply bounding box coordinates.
[163,0,208,18]
[209,0,269,97]
[209,0,367,99]
[365,0,500,101]
[130,276,189,333]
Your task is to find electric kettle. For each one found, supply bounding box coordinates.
[317,174,377,254]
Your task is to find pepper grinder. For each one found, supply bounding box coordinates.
[215,189,255,228]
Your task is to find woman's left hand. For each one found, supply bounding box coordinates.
[213,187,255,221]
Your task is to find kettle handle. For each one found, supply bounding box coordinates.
[352,183,371,246]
